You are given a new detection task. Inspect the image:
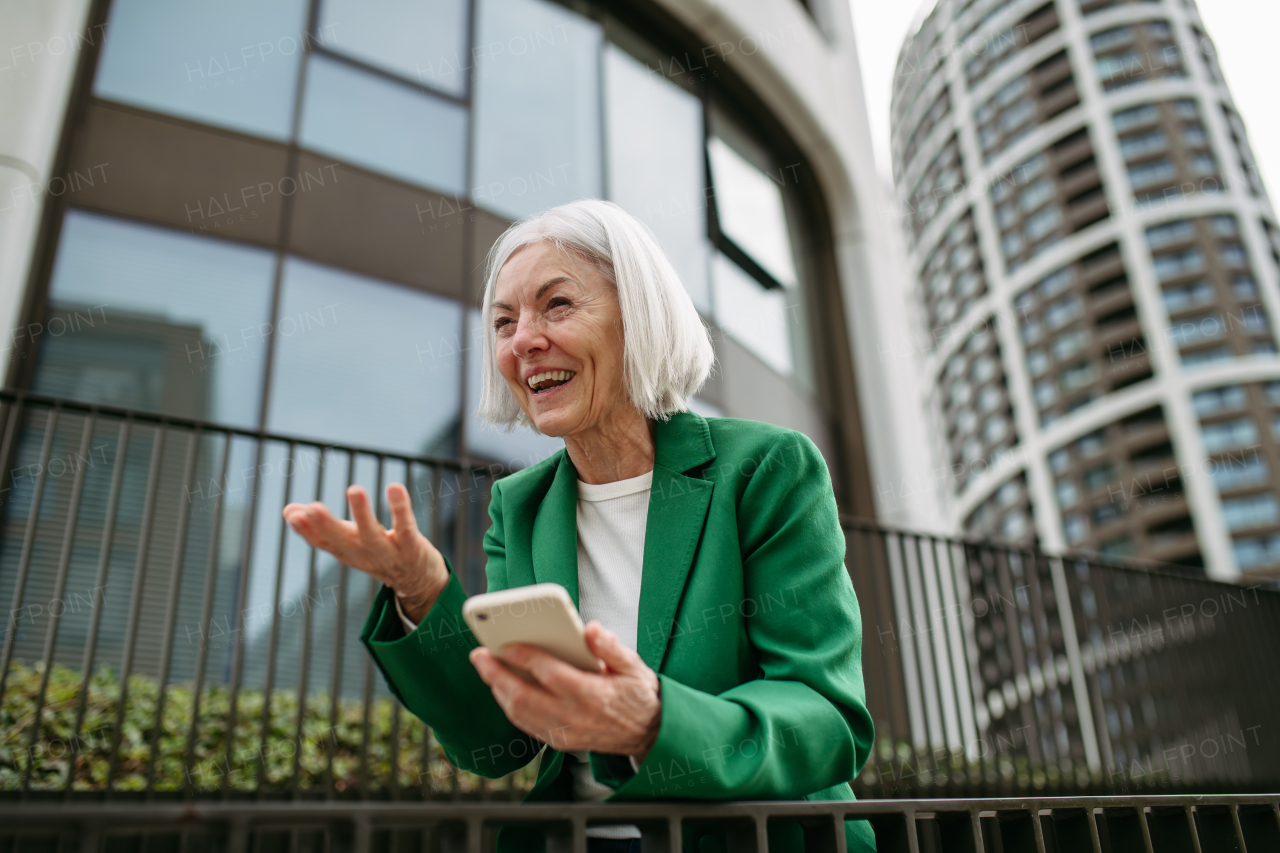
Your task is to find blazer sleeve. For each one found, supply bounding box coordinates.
[359,477,541,778]
[608,432,875,800]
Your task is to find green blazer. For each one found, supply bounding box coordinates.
[360,411,876,852]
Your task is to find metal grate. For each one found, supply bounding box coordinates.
[2,795,1279,853]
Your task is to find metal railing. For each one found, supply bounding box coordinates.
[0,389,1276,806]
[2,795,1279,852]
[845,523,1280,799]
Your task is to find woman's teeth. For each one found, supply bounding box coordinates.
[527,370,574,392]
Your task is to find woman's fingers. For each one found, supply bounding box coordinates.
[283,499,400,586]
[584,621,643,675]
[471,647,571,732]
[346,485,386,541]
[500,643,594,697]
[386,482,421,539]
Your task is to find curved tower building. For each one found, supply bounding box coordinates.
[891,0,1280,578]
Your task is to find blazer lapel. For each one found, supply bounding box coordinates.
[530,453,581,607]
[636,412,716,672]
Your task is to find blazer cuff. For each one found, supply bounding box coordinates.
[393,594,419,634]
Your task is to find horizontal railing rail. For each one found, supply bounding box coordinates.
[2,794,1278,852]
[0,390,1276,807]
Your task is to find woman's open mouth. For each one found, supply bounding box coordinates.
[526,370,575,396]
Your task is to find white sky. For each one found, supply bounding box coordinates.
[849,0,1280,198]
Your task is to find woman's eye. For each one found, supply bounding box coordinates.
[494,318,512,332]
[548,297,570,310]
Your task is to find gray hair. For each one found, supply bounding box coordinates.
[477,199,715,431]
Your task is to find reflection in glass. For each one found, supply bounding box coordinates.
[464,309,564,469]
[94,0,309,141]
[708,136,799,288]
[319,0,471,97]
[34,210,276,428]
[299,54,468,194]
[712,252,793,377]
[605,45,711,314]
[472,0,602,220]
[266,258,463,456]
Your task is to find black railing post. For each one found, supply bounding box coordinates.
[21,410,94,792]
[145,425,201,795]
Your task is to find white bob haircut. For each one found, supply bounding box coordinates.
[477,199,715,431]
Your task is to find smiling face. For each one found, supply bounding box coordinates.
[491,241,631,438]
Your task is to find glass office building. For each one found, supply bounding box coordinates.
[26,0,848,473]
[892,0,1280,577]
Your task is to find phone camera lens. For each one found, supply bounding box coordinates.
[477,613,488,620]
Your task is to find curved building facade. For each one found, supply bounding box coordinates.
[892,0,1280,578]
[0,0,950,535]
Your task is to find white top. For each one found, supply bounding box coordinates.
[395,468,652,839]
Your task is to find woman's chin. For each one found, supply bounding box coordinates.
[529,408,573,438]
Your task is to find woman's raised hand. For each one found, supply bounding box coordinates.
[281,483,448,622]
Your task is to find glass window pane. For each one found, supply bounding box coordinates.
[33,211,275,428]
[463,309,564,469]
[707,136,799,289]
[604,44,711,314]
[472,0,602,220]
[712,252,792,377]
[299,54,467,194]
[94,0,309,141]
[266,258,463,455]
[319,0,470,97]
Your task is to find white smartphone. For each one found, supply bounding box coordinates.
[461,582,603,673]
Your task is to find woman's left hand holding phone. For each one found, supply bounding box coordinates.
[470,621,662,763]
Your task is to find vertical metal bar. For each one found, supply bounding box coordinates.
[227,817,249,853]
[969,806,985,852]
[0,402,60,708]
[62,415,131,796]
[391,672,403,796]
[919,537,962,760]
[1048,556,1103,775]
[292,442,326,794]
[885,532,927,756]
[1088,806,1104,853]
[104,421,168,793]
[222,431,270,795]
[846,528,886,793]
[904,533,946,761]
[936,539,979,774]
[861,526,910,794]
[1228,804,1247,852]
[904,806,921,853]
[76,819,101,853]
[358,456,387,795]
[21,412,94,791]
[421,463,440,793]
[1184,806,1204,853]
[145,427,201,794]
[324,449,357,795]
[1137,807,1155,853]
[996,548,1043,773]
[352,816,370,853]
[182,430,234,795]
[1031,805,1048,853]
[257,441,298,791]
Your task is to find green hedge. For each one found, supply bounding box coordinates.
[0,662,537,795]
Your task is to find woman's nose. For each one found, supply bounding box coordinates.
[510,314,548,357]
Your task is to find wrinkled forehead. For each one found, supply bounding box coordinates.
[492,241,605,307]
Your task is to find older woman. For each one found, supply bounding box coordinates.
[282,200,876,853]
